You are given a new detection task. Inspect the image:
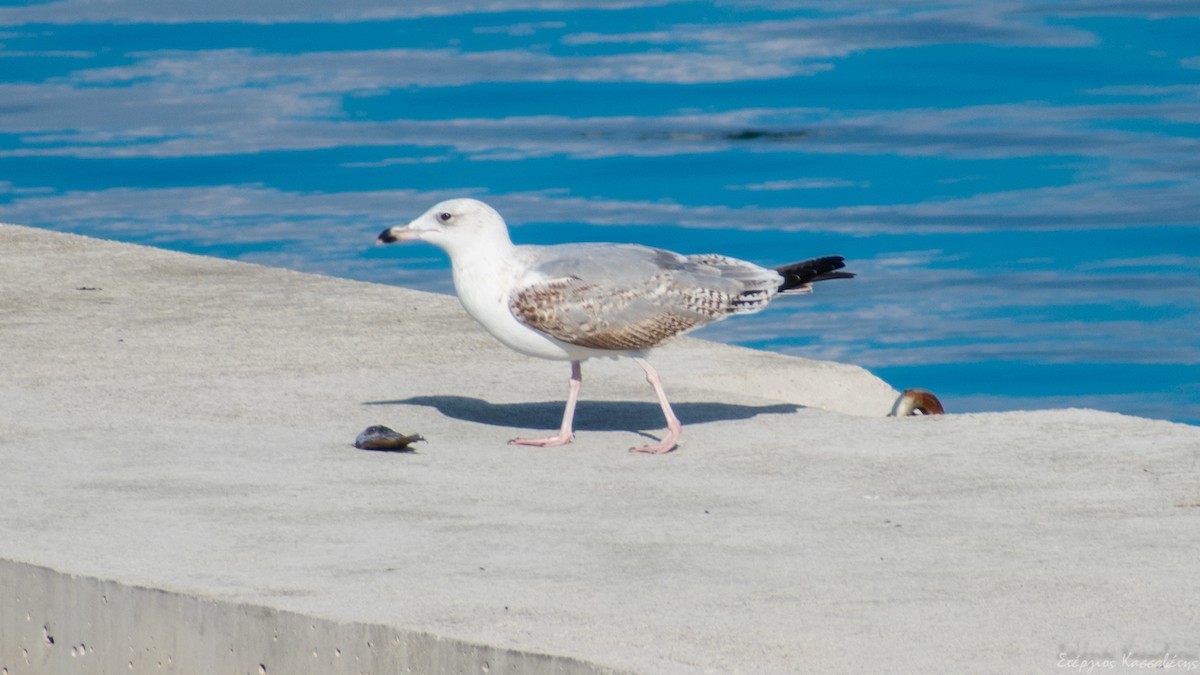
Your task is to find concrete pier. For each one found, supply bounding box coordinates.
[3,223,1198,673]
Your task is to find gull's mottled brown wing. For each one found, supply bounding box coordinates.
[508,244,781,351]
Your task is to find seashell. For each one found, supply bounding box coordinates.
[889,388,945,417]
[355,425,425,451]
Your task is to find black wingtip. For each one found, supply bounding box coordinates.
[775,256,854,292]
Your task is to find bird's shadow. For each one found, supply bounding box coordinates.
[364,395,802,433]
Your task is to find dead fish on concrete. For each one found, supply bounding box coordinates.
[889,388,945,417]
[355,425,425,452]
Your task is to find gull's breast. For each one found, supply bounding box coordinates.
[451,251,579,361]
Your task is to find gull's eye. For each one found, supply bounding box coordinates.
[437,212,453,223]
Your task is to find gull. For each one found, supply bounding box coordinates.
[378,198,853,454]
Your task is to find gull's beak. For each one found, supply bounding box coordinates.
[377,223,423,244]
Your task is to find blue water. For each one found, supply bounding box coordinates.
[2,2,1197,425]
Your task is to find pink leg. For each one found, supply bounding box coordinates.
[630,358,681,454]
[509,361,581,448]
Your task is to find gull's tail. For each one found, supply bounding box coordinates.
[775,256,855,294]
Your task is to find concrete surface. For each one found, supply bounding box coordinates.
[2,560,624,675]
[2,222,1199,674]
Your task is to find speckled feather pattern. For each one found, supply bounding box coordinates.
[509,248,784,351]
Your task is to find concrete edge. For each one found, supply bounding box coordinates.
[0,558,634,675]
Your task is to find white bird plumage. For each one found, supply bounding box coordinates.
[378,198,853,454]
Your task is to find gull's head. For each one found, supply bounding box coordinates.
[377,198,511,256]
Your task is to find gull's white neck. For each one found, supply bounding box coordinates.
[444,225,514,295]
[447,233,527,330]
